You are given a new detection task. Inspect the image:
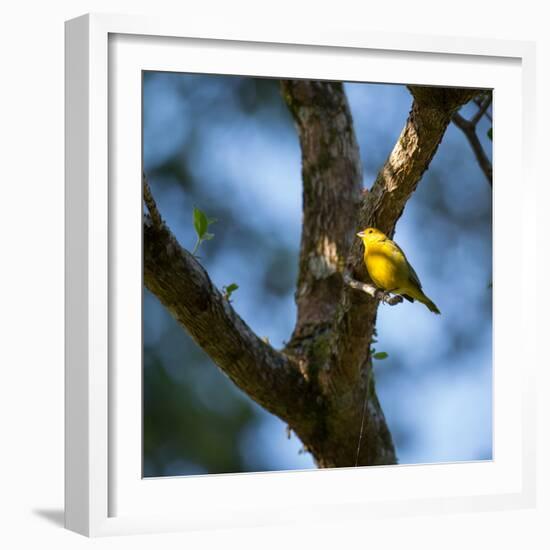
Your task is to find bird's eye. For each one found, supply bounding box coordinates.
[368,229,373,233]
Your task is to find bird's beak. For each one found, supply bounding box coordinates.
[356,231,365,238]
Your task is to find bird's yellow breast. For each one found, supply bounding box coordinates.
[364,242,408,291]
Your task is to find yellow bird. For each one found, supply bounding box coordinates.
[357,227,440,314]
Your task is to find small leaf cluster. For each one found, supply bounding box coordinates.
[191,207,239,303]
[192,207,217,255]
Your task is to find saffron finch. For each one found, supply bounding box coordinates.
[357,228,440,314]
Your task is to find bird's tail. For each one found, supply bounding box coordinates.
[418,293,441,315]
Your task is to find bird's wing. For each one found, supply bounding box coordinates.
[384,238,423,290]
[406,260,423,290]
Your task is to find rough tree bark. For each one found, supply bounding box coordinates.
[143,82,480,468]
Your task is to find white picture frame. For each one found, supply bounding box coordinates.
[65,13,537,537]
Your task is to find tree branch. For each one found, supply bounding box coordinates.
[280,80,362,341]
[343,273,403,305]
[143,85,481,471]
[143,209,319,430]
[276,81,398,467]
[452,106,493,186]
[143,173,163,228]
[359,86,482,238]
[332,86,480,389]
[471,93,492,125]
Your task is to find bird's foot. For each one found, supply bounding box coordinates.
[376,290,392,304]
[376,290,404,306]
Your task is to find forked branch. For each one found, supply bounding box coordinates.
[333,86,481,387]
[143,195,318,431]
[143,84,482,470]
[452,97,493,186]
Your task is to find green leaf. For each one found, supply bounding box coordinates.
[223,283,239,301]
[191,207,217,255]
[193,207,208,239]
[373,351,388,360]
[487,127,493,141]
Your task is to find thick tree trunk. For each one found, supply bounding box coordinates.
[143,83,480,468]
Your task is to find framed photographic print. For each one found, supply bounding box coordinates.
[65,13,536,536]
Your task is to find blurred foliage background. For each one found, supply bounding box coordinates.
[142,73,493,477]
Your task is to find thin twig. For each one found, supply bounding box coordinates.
[355,382,369,467]
[143,173,163,228]
[343,273,404,306]
[473,96,493,123]
[452,113,493,186]
[472,94,492,125]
